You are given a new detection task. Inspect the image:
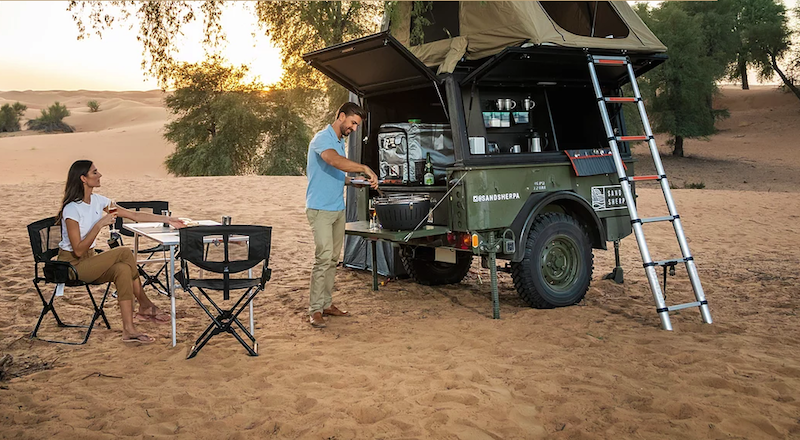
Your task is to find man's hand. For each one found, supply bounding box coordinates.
[362,165,379,189]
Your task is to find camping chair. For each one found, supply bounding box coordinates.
[114,201,171,297]
[175,225,272,359]
[27,217,112,345]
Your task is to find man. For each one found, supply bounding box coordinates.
[306,102,379,328]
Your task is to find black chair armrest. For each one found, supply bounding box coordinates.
[260,266,272,288]
[43,261,79,284]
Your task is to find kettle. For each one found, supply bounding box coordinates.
[527,132,549,153]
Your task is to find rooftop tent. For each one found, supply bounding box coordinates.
[384,1,667,73]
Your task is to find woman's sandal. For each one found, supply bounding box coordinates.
[122,334,155,344]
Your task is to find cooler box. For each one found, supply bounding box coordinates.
[377,123,455,184]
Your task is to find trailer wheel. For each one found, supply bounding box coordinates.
[511,212,593,308]
[401,247,472,286]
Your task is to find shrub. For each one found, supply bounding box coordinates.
[26,102,75,133]
[87,100,100,112]
[0,102,27,132]
[684,182,706,189]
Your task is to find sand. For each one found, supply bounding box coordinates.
[0,86,799,439]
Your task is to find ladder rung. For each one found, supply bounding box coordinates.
[616,135,649,142]
[592,55,629,64]
[604,97,638,103]
[632,175,660,181]
[666,301,702,312]
[646,257,691,268]
[640,216,676,224]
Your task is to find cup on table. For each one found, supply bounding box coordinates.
[162,210,171,227]
[222,216,232,226]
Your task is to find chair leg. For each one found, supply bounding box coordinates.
[184,287,262,359]
[31,281,112,345]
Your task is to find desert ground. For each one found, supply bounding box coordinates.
[0,86,799,439]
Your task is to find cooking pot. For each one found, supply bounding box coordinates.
[373,194,431,230]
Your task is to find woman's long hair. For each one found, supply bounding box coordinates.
[56,160,93,223]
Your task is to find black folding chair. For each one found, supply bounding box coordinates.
[114,201,171,297]
[26,217,112,345]
[176,225,272,359]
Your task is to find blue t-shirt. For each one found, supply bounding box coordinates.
[306,125,346,211]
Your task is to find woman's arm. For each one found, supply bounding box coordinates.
[65,214,116,258]
[116,206,185,229]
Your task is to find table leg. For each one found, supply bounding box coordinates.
[133,232,139,255]
[169,244,177,347]
[371,239,378,291]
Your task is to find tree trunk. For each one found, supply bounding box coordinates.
[739,58,749,90]
[770,51,800,102]
[673,135,684,157]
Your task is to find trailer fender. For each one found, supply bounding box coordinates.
[510,191,606,262]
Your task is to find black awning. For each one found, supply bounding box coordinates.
[303,32,439,97]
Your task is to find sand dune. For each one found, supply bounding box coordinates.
[0,90,172,183]
[0,86,799,439]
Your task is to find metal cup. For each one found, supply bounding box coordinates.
[495,98,516,111]
[511,144,522,153]
[522,98,536,111]
[222,216,232,226]
[162,210,170,227]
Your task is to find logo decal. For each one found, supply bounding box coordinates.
[472,192,521,203]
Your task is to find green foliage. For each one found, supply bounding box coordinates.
[163,57,311,177]
[634,3,729,156]
[26,102,74,133]
[0,102,27,132]
[68,1,383,130]
[409,1,433,46]
[259,90,312,176]
[87,100,100,112]
[253,2,382,124]
[684,182,706,189]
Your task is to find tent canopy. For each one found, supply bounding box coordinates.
[384,1,666,73]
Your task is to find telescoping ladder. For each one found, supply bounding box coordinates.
[587,54,713,330]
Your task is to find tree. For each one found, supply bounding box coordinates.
[87,100,100,112]
[0,102,27,132]
[26,102,75,133]
[635,3,728,157]
[253,2,382,123]
[258,90,312,176]
[725,0,797,98]
[163,56,311,177]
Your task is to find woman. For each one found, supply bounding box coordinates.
[57,160,185,343]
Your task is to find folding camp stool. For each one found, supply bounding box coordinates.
[175,225,272,359]
[27,217,112,345]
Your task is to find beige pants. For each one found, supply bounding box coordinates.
[306,208,345,315]
[58,247,139,301]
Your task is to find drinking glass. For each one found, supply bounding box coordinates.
[107,200,119,234]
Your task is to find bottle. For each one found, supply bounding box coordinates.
[423,152,434,186]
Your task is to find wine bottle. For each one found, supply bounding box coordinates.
[423,152,434,186]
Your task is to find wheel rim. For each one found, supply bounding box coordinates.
[539,234,580,292]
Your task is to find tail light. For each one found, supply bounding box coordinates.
[447,232,473,250]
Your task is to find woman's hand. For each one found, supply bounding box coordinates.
[166,217,187,229]
[97,213,117,228]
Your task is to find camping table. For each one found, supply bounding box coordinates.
[123,221,253,347]
[344,221,450,290]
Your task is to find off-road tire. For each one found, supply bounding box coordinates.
[401,248,472,286]
[511,212,593,308]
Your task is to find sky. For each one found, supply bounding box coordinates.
[0,1,283,91]
[0,1,796,91]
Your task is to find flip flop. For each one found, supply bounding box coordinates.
[122,334,155,344]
